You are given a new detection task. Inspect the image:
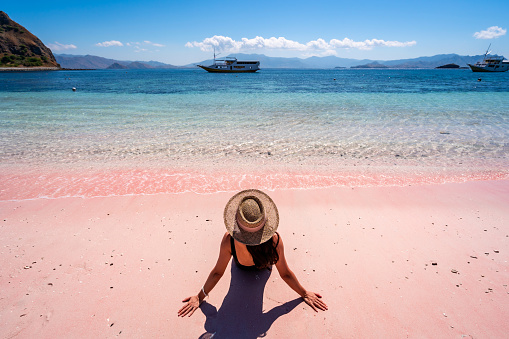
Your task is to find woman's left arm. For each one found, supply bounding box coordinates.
[178,233,232,317]
[274,235,328,312]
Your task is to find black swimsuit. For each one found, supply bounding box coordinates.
[230,232,280,271]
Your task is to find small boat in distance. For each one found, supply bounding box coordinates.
[468,44,509,72]
[197,50,260,73]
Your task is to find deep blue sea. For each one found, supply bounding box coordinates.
[1,68,508,198]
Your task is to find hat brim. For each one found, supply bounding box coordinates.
[224,189,279,246]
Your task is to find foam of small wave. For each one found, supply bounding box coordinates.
[1,168,508,202]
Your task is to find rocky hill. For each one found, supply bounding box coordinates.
[107,62,129,70]
[351,62,389,69]
[0,11,59,68]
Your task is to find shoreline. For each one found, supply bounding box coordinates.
[0,67,61,72]
[1,165,508,201]
[0,180,507,337]
[0,67,97,72]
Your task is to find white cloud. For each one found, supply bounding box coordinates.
[94,40,163,50]
[330,38,417,50]
[144,41,164,47]
[186,35,416,53]
[473,26,507,39]
[126,41,165,48]
[95,40,124,47]
[47,42,77,51]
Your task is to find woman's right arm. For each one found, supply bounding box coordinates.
[178,232,232,317]
[275,235,328,312]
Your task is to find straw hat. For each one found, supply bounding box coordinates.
[224,189,279,246]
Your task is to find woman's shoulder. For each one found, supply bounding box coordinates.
[272,232,281,247]
[221,232,232,246]
[220,232,233,255]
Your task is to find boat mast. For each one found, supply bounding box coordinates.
[213,46,221,65]
[483,43,491,62]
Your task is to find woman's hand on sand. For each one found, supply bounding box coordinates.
[303,291,328,312]
[178,295,201,317]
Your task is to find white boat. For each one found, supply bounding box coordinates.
[197,50,259,73]
[468,45,509,72]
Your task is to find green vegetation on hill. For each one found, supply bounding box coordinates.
[0,24,24,34]
[0,53,44,67]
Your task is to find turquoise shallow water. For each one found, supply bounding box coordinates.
[0,69,508,198]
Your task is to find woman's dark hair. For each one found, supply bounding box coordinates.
[246,233,279,269]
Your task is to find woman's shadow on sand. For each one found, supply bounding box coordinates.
[198,264,302,338]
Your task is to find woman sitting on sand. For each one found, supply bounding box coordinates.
[178,189,328,317]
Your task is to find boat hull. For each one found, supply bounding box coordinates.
[198,65,258,73]
[468,64,509,72]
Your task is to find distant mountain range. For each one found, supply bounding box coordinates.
[55,52,493,70]
[55,54,182,69]
[188,53,493,69]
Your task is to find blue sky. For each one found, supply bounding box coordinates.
[3,0,508,65]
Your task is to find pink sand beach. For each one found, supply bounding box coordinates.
[1,178,508,338]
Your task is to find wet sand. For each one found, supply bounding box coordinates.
[1,180,508,338]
